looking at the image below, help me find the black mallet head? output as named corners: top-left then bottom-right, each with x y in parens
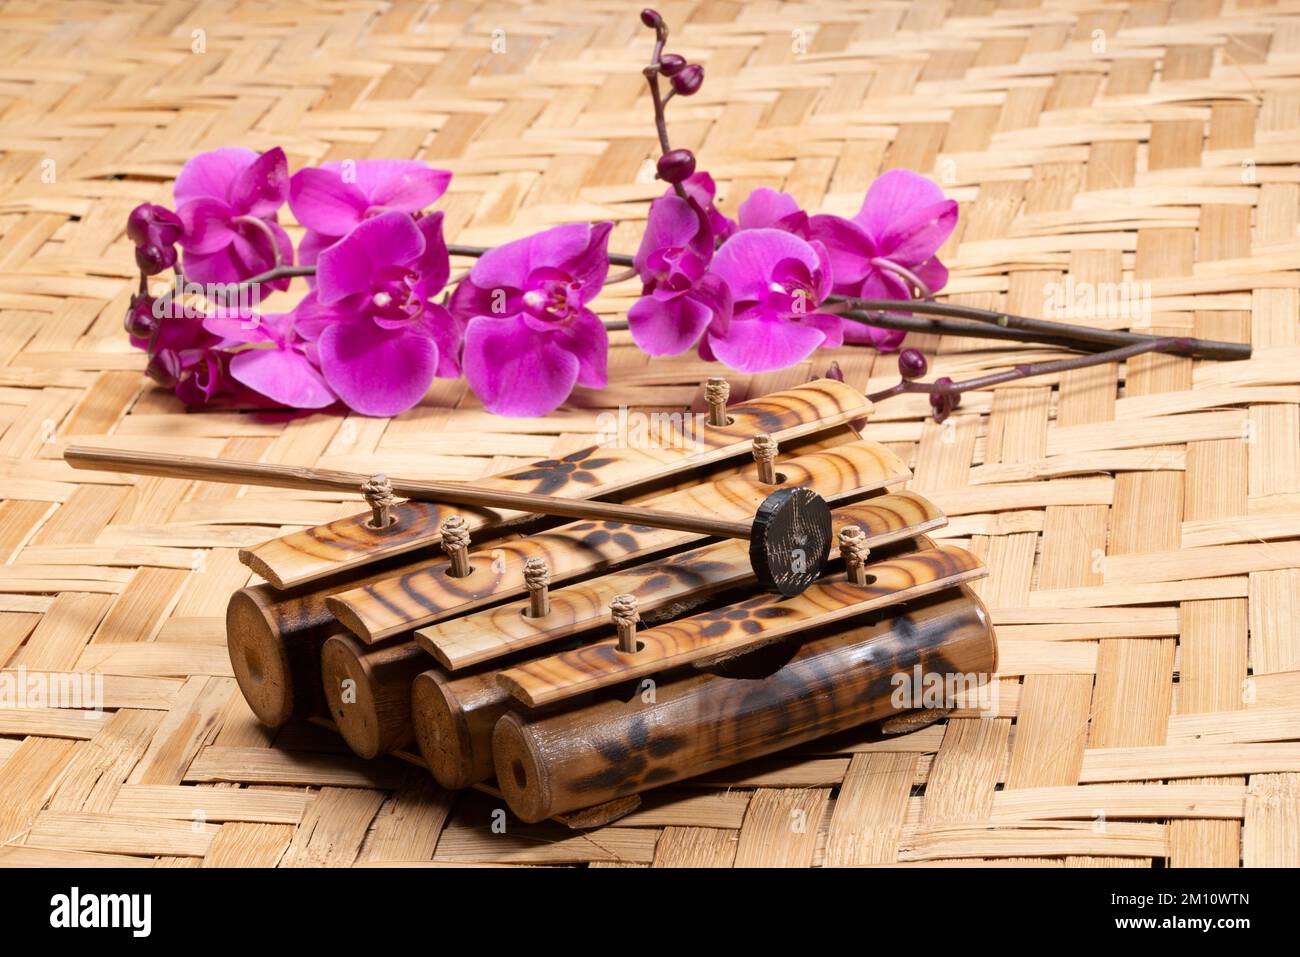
top-left (749, 487), bottom-right (833, 597)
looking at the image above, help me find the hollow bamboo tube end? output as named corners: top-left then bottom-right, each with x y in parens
top-left (321, 635), bottom-right (425, 759)
top-left (321, 634), bottom-right (389, 759)
top-left (226, 587), bottom-right (299, 728)
top-left (492, 712), bottom-right (553, 824)
top-left (413, 670), bottom-right (479, 789)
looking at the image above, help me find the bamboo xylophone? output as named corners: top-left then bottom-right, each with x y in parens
top-left (65, 377), bottom-right (997, 826)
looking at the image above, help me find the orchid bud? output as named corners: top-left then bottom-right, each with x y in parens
top-left (127, 203), bottom-right (183, 247)
top-left (135, 242), bottom-right (178, 276)
top-left (671, 63), bottom-right (704, 95)
top-left (640, 8), bottom-right (663, 29)
top-left (657, 149), bottom-right (696, 184)
top-left (145, 349), bottom-right (182, 389)
top-left (929, 376), bottom-right (959, 422)
top-left (124, 295), bottom-right (159, 340)
top-left (659, 53), bottom-right (686, 76)
top-left (898, 347), bottom-right (927, 380)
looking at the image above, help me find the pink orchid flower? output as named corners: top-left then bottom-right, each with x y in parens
top-left (677, 172), bottom-right (736, 242)
top-left (203, 308), bottom-right (337, 410)
top-left (174, 147), bottom-right (294, 291)
top-left (628, 193), bottom-right (732, 356)
top-left (288, 159), bottom-right (452, 267)
top-left (450, 222), bottom-right (612, 417)
top-left (300, 210), bottom-right (461, 417)
top-left (700, 228), bottom-right (841, 373)
top-left (808, 169), bottom-right (957, 349)
top-left (139, 309), bottom-right (227, 399)
top-left (737, 188), bottom-right (810, 237)
top-left (171, 352), bottom-right (245, 407)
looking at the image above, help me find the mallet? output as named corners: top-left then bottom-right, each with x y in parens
top-left (63, 446), bottom-right (834, 597)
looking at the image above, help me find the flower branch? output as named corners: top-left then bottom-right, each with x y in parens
top-left (868, 338), bottom-right (1194, 422)
top-left (832, 297), bottom-right (1249, 362)
top-left (117, 8), bottom-right (1252, 422)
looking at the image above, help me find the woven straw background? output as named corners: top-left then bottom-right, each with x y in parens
top-left (2, 0), bottom-right (1299, 868)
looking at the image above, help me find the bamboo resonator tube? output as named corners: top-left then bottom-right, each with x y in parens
top-left (492, 589), bottom-right (998, 822)
top-left (412, 669), bottom-right (515, 789)
top-left (320, 634), bottom-right (429, 758)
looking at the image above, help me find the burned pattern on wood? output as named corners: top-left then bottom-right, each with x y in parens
top-left (750, 487), bottom-right (833, 596)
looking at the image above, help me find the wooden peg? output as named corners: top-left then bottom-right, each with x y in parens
top-left (361, 474), bottom-right (397, 530)
top-left (523, 556), bottom-right (551, 619)
top-left (440, 515), bottom-right (472, 577)
top-left (611, 594), bottom-right (640, 653)
top-left (752, 433), bottom-right (779, 484)
top-left (705, 376), bottom-right (730, 426)
top-left (839, 524), bottom-right (871, 585)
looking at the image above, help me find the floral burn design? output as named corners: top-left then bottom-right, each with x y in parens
top-left (505, 447), bottom-right (619, 494)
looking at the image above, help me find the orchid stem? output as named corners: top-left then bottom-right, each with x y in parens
top-left (868, 337), bottom-right (1192, 413)
top-left (211, 240), bottom-right (1250, 365)
top-left (833, 299), bottom-right (1250, 361)
top-left (640, 15), bottom-right (686, 201)
top-left (226, 245), bottom-right (636, 297)
top-left (645, 67), bottom-right (687, 200)
top-left (448, 243), bottom-right (636, 268)
top-left (837, 307), bottom-right (1126, 354)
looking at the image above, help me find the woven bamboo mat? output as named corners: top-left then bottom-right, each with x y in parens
top-left (1, 0), bottom-right (1299, 868)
